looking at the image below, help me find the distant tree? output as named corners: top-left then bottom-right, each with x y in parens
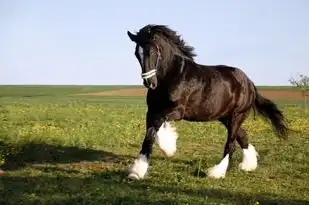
top-left (288, 73), bottom-right (309, 108)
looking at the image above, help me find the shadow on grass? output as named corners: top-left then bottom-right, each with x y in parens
top-left (1, 142), bottom-right (307, 204)
top-left (0, 141), bottom-right (196, 172)
top-left (0, 170), bottom-right (308, 205)
top-left (0, 141), bottom-right (134, 171)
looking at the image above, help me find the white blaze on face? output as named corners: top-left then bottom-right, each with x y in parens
top-left (137, 45), bottom-right (144, 66)
top-left (137, 45), bottom-right (157, 80)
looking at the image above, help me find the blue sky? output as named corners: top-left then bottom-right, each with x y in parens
top-left (1, 0), bottom-right (308, 85)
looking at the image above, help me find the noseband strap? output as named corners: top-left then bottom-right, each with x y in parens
top-left (141, 69), bottom-right (156, 79)
top-left (141, 46), bottom-right (161, 80)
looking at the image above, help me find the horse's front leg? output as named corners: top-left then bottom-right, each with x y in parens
top-left (155, 105), bottom-right (185, 156)
top-left (127, 106), bottom-right (184, 180)
top-left (127, 112), bottom-right (164, 180)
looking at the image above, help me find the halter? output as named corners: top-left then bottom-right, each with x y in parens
top-left (141, 45), bottom-right (161, 80)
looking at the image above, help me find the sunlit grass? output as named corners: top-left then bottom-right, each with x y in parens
top-left (0, 96), bottom-right (308, 205)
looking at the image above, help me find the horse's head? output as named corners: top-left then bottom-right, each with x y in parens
top-left (127, 26), bottom-right (163, 90)
top-left (127, 24), bottom-right (196, 90)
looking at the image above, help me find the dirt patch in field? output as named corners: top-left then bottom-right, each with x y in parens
top-left (81, 88), bottom-right (147, 96)
top-left (82, 88), bottom-right (305, 100)
top-left (258, 90), bottom-right (304, 100)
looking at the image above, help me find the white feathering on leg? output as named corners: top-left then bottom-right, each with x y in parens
top-left (207, 154), bottom-right (230, 179)
top-left (239, 143), bottom-right (259, 171)
top-left (155, 122), bottom-right (178, 157)
top-left (127, 154), bottom-right (149, 180)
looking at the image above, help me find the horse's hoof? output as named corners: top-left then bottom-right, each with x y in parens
top-left (207, 166), bottom-right (226, 179)
top-left (127, 173), bottom-right (140, 180)
top-left (238, 162), bottom-right (257, 172)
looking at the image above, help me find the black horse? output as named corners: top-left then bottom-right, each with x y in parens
top-left (126, 24), bottom-right (289, 180)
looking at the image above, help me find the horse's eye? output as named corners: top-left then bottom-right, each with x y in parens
top-left (149, 50), bottom-right (156, 55)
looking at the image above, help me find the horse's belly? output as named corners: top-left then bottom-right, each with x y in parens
top-left (183, 110), bottom-right (218, 122)
top-left (183, 101), bottom-right (231, 121)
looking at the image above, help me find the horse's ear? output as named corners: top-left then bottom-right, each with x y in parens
top-left (127, 31), bottom-right (137, 42)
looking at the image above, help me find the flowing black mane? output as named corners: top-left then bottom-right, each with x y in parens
top-left (138, 24), bottom-right (197, 60)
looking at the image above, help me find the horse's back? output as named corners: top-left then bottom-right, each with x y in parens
top-left (183, 64), bottom-right (256, 120)
top-left (213, 65), bottom-right (256, 114)
top-left (209, 65), bottom-right (256, 111)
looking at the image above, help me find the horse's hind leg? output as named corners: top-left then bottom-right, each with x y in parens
top-left (237, 127), bottom-right (259, 172)
top-left (207, 113), bottom-right (246, 179)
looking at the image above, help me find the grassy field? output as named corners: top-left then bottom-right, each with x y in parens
top-left (0, 86), bottom-right (308, 205)
top-left (0, 85), bottom-right (303, 97)
top-left (0, 85), bottom-right (142, 97)
top-left (255, 86), bottom-right (302, 90)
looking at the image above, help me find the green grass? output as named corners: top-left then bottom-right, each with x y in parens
top-left (0, 93), bottom-right (308, 205)
top-left (0, 85), bottom-right (302, 98)
top-left (0, 85), bottom-right (142, 97)
top-left (255, 86), bottom-right (301, 90)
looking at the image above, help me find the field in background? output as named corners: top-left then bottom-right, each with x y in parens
top-left (0, 85), bottom-right (308, 205)
top-left (0, 84), bottom-right (306, 100)
top-left (0, 85), bottom-right (142, 97)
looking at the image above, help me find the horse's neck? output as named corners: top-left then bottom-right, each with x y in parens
top-left (169, 53), bottom-right (191, 73)
top-left (157, 54), bottom-right (186, 87)
top-left (154, 55), bottom-right (189, 100)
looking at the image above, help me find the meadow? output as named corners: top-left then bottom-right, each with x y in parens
top-left (0, 85), bottom-right (308, 205)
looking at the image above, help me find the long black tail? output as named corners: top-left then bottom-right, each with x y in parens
top-left (254, 88), bottom-right (290, 139)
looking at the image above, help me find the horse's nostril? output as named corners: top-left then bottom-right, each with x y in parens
top-left (143, 80), bottom-right (150, 88)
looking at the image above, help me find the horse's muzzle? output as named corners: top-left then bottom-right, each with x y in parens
top-left (143, 77), bottom-right (157, 90)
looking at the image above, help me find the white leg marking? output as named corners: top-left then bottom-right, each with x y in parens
top-left (207, 154), bottom-right (229, 179)
top-left (239, 143), bottom-right (259, 171)
top-left (127, 154), bottom-right (149, 180)
top-left (155, 122), bottom-right (179, 157)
